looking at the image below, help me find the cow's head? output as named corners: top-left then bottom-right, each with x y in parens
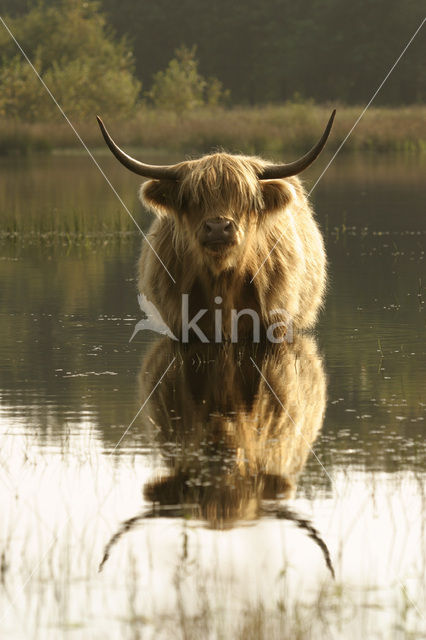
top-left (97, 111), bottom-right (335, 273)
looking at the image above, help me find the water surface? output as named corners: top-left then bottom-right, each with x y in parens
top-left (0, 153), bottom-right (424, 639)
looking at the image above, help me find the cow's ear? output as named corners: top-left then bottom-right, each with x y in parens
top-left (260, 180), bottom-right (293, 215)
top-left (140, 180), bottom-right (181, 217)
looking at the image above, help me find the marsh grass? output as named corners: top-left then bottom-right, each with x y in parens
top-left (0, 221), bottom-right (137, 246)
top-left (0, 121), bottom-right (53, 155)
top-left (0, 228), bottom-right (137, 246)
top-left (1, 104), bottom-right (426, 157)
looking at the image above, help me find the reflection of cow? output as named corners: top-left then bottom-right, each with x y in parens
top-left (97, 113), bottom-right (335, 340)
top-left (100, 337), bottom-right (334, 577)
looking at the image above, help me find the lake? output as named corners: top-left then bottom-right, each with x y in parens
top-left (0, 152), bottom-right (425, 639)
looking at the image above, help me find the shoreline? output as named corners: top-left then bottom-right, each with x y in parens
top-left (1, 104), bottom-right (425, 157)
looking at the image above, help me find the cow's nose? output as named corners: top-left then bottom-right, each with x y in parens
top-left (202, 218), bottom-right (235, 244)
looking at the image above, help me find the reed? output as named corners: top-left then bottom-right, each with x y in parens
top-left (1, 103), bottom-right (425, 156)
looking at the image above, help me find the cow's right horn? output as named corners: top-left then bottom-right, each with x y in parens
top-left (96, 116), bottom-right (181, 180)
top-left (258, 110), bottom-right (336, 180)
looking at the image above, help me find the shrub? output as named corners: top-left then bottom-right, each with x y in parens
top-left (148, 45), bottom-right (229, 114)
top-left (0, 0), bottom-right (141, 121)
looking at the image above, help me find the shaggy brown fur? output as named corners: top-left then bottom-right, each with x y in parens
top-left (138, 152), bottom-right (326, 340)
top-left (138, 335), bottom-right (326, 528)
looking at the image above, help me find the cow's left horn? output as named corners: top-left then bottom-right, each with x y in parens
top-left (258, 110), bottom-right (336, 180)
top-left (96, 116), bottom-right (181, 180)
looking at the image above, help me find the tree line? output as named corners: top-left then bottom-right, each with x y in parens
top-left (1, 0), bottom-right (424, 115)
top-left (92, 0), bottom-right (426, 105)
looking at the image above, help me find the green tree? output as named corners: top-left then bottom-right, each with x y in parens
top-left (148, 45), bottom-right (229, 113)
top-left (0, 0), bottom-right (141, 120)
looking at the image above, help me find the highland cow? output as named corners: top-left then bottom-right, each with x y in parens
top-left (97, 111), bottom-right (335, 341)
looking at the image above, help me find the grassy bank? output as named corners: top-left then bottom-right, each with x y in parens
top-left (1, 103), bottom-right (425, 157)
